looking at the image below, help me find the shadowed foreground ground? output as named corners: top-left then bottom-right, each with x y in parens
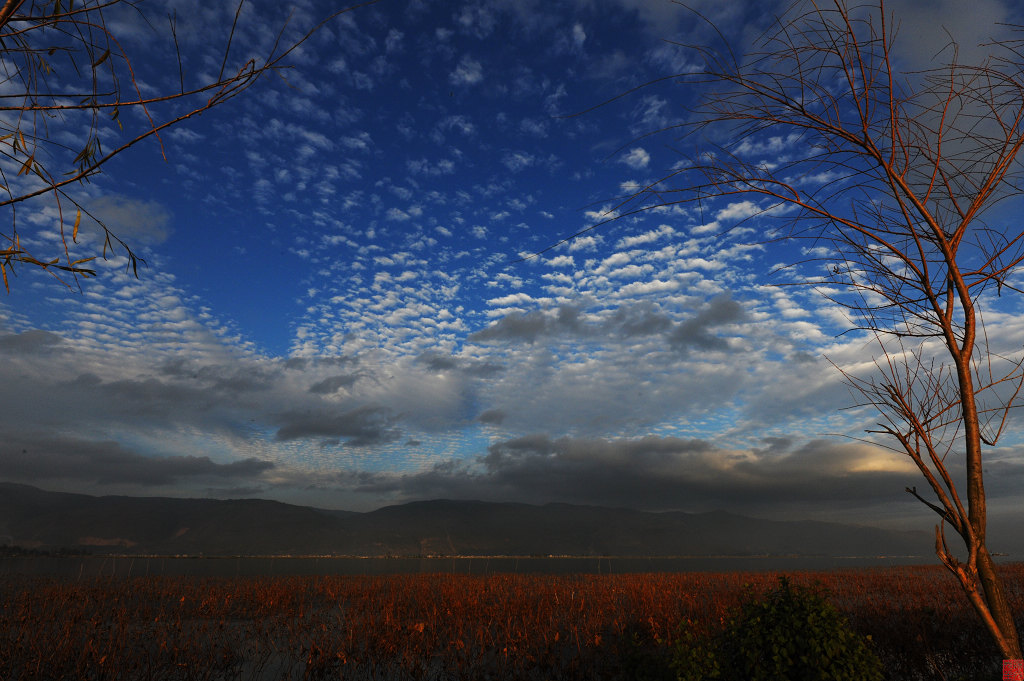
top-left (1, 565), bottom-right (1020, 680)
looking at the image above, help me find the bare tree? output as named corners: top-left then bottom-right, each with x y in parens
top-left (583, 0), bottom-right (1024, 660)
top-left (0, 0), bottom-right (380, 290)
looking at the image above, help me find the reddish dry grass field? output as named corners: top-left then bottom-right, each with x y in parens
top-left (0, 564), bottom-right (1021, 680)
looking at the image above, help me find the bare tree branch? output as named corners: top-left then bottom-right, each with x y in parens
top-left (0, 0), bottom-right (382, 290)
top-left (578, 0), bottom-right (1024, 659)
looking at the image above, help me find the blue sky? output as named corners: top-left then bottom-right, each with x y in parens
top-left (1, 0), bottom-right (1023, 536)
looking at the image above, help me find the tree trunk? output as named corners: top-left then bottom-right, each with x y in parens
top-left (975, 545), bottom-right (1023, 659)
top-left (952, 282), bottom-right (1021, 659)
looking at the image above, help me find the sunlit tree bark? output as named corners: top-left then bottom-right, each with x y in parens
top-left (584, 0), bottom-right (1024, 659)
top-left (0, 0), bottom-right (380, 290)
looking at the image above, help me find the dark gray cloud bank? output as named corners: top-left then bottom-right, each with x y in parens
top-left (4, 423), bottom-right (1021, 530)
top-left (333, 434), bottom-right (932, 516)
top-left (0, 329), bottom-right (64, 354)
top-left (0, 432), bottom-right (273, 487)
top-left (469, 295), bottom-right (746, 354)
top-left (274, 405), bottom-right (402, 445)
top-left (3, 309), bottom-right (1016, 522)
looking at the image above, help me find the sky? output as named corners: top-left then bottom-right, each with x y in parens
top-left (1, 0), bottom-right (1023, 538)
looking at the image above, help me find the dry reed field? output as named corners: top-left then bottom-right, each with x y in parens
top-left (0, 564), bottom-right (1021, 680)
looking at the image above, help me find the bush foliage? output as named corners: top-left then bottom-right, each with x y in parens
top-left (672, 576), bottom-right (884, 681)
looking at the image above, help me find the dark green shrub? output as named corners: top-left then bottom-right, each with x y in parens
top-left (610, 621), bottom-right (676, 681)
top-left (672, 576), bottom-right (884, 681)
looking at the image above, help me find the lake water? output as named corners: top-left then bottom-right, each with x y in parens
top-left (0, 554), bottom-right (941, 578)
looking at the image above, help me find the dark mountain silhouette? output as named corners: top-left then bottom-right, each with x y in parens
top-left (0, 483), bottom-right (931, 557)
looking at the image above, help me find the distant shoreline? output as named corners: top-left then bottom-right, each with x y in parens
top-left (0, 553), bottom-right (978, 578)
top-left (0, 546), bottom-right (935, 560)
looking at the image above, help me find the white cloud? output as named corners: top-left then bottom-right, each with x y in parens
top-left (546, 255), bottom-right (575, 267)
top-left (691, 221), bottom-right (720, 235)
top-left (450, 55), bottom-right (483, 86)
top-left (502, 152), bottom-right (535, 172)
top-left (385, 28), bottom-right (404, 53)
top-left (340, 132), bottom-right (372, 150)
top-left (583, 205), bottom-right (620, 223)
top-left (439, 115), bottom-right (476, 136)
top-left (520, 118), bottom-right (549, 137)
top-left (166, 128), bottom-right (204, 144)
top-left (407, 158), bottom-right (456, 176)
top-left (569, 235), bottom-right (602, 251)
top-left (677, 257), bottom-right (727, 271)
top-left (572, 23), bottom-right (586, 48)
top-left (487, 292), bottom-right (535, 307)
top-left (716, 200), bottom-right (762, 221)
top-left (326, 56), bottom-right (348, 74)
top-left (734, 133), bottom-right (801, 156)
top-left (599, 251), bottom-right (631, 270)
top-left (621, 147), bottom-right (650, 169)
top-left (607, 263), bottom-right (654, 279)
top-left (633, 95), bottom-right (671, 132)
top-left (616, 278), bottom-right (682, 296)
top-left (617, 225), bottom-right (675, 249)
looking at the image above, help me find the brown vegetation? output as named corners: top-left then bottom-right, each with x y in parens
top-left (0, 565), bottom-right (1020, 680)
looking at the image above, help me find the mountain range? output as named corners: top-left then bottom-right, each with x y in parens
top-left (0, 482), bottom-right (933, 557)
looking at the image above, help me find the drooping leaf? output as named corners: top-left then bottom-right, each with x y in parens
top-left (92, 48), bottom-right (110, 68)
top-left (17, 155), bottom-right (35, 176)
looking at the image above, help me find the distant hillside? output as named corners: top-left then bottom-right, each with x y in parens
top-left (0, 483), bottom-right (932, 558)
